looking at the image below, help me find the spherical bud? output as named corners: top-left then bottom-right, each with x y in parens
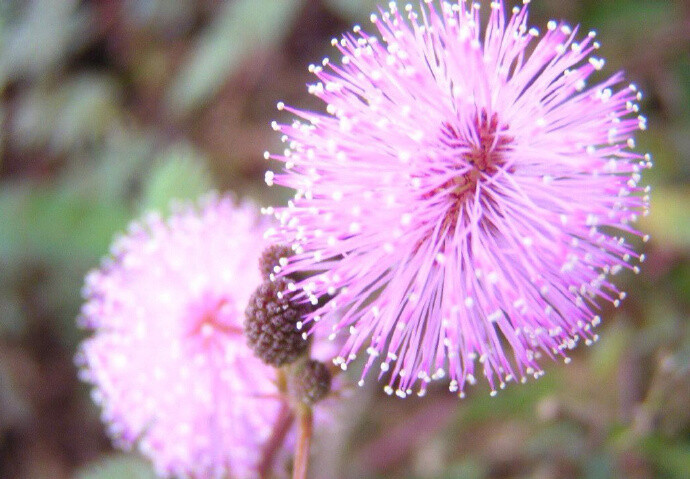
top-left (290, 359), bottom-right (332, 405)
top-left (259, 243), bottom-right (294, 280)
top-left (244, 277), bottom-right (309, 367)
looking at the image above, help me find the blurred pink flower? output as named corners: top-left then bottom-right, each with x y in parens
top-left (267, 1), bottom-right (651, 398)
top-left (77, 196), bottom-right (284, 479)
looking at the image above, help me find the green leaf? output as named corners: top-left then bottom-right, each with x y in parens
top-left (90, 128), bottom-right (158, 202)
top-left (0, 282), bottom-right (24, 338)
top-left (0, 0), bottom-right (94, 86)
top-left (439, 459), bottom-right (487, 479)
top-left (140, 143), bottom-right (214, 214)
top-left (324, 0), bottom-right (381, 21)
top-left (0, 104), bottom-right (5, 162)
top-left (50, 74), bottom-right (122, 153)
top-left (12, 74), bottom-right (121, 155)
top-left (587, 320), bottom-right (633, 380)
top-left (0, 184), bottom-right (26, 259)
top-left (457, 374), bottom-right (558, 425)
top-left (640, 186), bottom-right (690, 250)
top-left (122, 0), bottom-right (196, 34)
top-left (75, 455), bottom-right (157, 479)
top-left (167, 0), bottom-right (303, 115)
top-left (0, 180), bottom-right (131, 348)
top-left (11, 183), bottom-right (131, 265)
top-left (640, 435), bottom-right (690, 479)
top-left (583, 0), bottom-right (675, 48)
top-left (583, 453), bottom-right (615, 479)
top-left (526, 422), bottom-right (585, 461)
top-left (0, 129), bottom-right (154, 265)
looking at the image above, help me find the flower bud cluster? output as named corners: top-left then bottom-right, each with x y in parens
top-left (245, 245), bottom-right (332, 404)
top-left (244, 276), bottom-right (310, 367)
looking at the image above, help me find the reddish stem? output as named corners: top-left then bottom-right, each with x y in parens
top-left (258, 401), bottom-right (295, 479)
top-left (292, 406), bottom-right (313, 479)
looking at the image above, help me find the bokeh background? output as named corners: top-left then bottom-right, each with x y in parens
top-left (0, 0), bottom-right (688, 478)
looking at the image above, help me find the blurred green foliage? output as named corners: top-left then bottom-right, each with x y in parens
top-left (140, 143), bottom-right (214, 214)
top-left (0, 1), bottom-right (687, 478)
top-left (75, 455), bottom-right (157, 479)
top-left (167, 0), bottom-right (303, 115)
top-left (324, 0), bottom-right (383, 21)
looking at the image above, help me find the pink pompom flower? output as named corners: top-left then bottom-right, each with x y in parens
top-left (267, 1), bottom-right (651, 398)
top-left (77, 196), bottom-right (285, 479)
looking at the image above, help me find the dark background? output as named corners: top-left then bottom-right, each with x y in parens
top-left (0, 1), bottom-right (688, 478)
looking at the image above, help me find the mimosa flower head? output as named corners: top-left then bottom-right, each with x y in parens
top-left (267, 0), bottom-right (651, 398)
top-left (77, 195), bottom-right (283, 478)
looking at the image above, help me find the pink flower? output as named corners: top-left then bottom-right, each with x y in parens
top-left (267, 1), bottom-right (651, 398)
top-left (77, 196), bottom-right (284, 478)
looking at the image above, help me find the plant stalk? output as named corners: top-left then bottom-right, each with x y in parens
top-left (292, 405), bottom-right (313, 479)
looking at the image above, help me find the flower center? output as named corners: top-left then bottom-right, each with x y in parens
top-left (439, 108), bottom-right (513, 204)
top-left (414, 109), bottom-right (514, 243)
top-left (185, 295), bottom-right (243, 350)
